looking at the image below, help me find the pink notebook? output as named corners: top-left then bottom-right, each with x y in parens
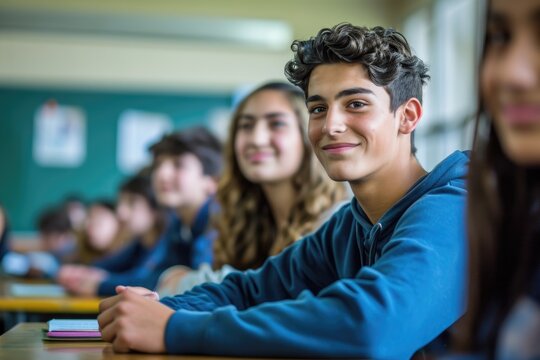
top-left (46, 331), bottom-right (101, 338)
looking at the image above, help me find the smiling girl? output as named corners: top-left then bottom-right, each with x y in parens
top-left (157, 82), bottom-right (348, 295)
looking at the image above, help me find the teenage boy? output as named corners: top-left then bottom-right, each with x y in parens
top-left (98, 24), bottom-right (468, 359)
top-left (140, 126), bottom-right (222, 287)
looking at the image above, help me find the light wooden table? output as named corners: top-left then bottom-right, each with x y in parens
top-left (0, 278), bottom-right (101, 313)
top-left (0, 277), bottom-right (101, 330)
top-left (0, 323), bottom-right (287, 360)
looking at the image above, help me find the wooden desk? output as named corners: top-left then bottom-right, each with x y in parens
top-left (0, 278), bottom-right (100, 314)
top-left (0, 278), bottom-right (101, 331)
top-left (0, 323), bottom-right (284, 360)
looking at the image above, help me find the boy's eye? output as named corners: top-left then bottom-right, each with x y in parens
top-left (348, 101), bottom-right (366, 109)
top-left (308, 106), bottom-right (326, 114)
top-left (152, 158), bottom-right (165, 170)
top-left (173, 159), bottom-right (186, 169)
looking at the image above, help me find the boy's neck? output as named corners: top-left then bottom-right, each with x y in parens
top-left (350, 155), bottom-right (427, 224)
top-left (261, 181), bottom-right (296, 229)
top-left (175, 198), bottom-right (207, 228)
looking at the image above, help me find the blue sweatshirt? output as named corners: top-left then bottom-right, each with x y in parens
top-left (160, 150), bottom-right (469, 359)
top-left (96, 198), bottom-right (216, 296)
top-left (93, 238), bottom-right (151, 274)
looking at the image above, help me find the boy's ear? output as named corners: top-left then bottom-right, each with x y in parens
top-left (398, 98), bottom-right (423, 135)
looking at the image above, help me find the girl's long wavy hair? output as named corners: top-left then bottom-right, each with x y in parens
top-left (213, 82), bottom-right (348, 270)
top-left (454, 1), bottom-right (540, 354)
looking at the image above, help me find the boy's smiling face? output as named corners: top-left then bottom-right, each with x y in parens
top-left (151, 153), bottom-right (212, 209)
top-left (306, 63), bottom-right (404, 184)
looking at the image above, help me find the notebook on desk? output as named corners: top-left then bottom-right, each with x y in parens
top-left (10, 283), bottom-right (66, 297)
top-left (44, 319), bottom-right (102, 341)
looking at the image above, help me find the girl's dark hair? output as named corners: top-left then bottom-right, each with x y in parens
top-left (457, 106), bottom-right (540, 356)
top-left (454, 2), bottom-right (540, 355)
top-left (285, 23), bottom-right (429, 155)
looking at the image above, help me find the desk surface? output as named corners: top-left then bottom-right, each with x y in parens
top-left (0, 278), bottom-right (100, 314)
top-left (0, 323), bottom-right (284, 360)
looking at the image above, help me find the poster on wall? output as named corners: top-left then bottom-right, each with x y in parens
top-left (33, 100), bottom-right (86, 167)
top-left (117, 110), bottom-right (172, 174)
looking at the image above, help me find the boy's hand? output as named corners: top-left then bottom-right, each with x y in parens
top-left (57, 265), bottom-right (107, 296)
top-left (115, 285), bottom-right (159, 301)
top-left (98, 287), bottom-right (173, 353)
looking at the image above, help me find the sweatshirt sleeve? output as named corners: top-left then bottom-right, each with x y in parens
top-left (92, 240), bottom-right (141, 273)
top-left (97, 239), bottom-right (169, 296)
top-left (97, 267), bottom-right (162, 296)
top-left (161, 186), bottom-right (467, 359)
top-left (189, 231), bottom-right (216, 269)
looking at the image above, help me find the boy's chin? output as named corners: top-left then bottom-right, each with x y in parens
top-left (325, 171), bottom-right (355, 182)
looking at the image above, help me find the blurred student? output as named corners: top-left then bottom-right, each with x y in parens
top-left (2, 205), bottom-right (76, 278)
top-left (76, 200), bottom-right (121, 265)
top-left (61, 194), bottom-right (87, 233)
top-left (157, 82), bottom-right (348, 296)
top-left (58, 174), bottom-right (165, 296)
top-left (61, 127), bottom-right (222, 296)
top-left (98, 24), bottom-right (469, 358)
top-left (453, 0), bottom-right (540, 358)
top-left (0, 205), bottom-right (9, 263)
top-left (38, 206), bottom-right (77, 264)
top-left (145, 127), bottom-right (222, 276)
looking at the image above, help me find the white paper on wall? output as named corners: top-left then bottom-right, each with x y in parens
top-left (33, 101), bottom-right (86, 167)
top-left (117, 110), bottom-right (172, 174)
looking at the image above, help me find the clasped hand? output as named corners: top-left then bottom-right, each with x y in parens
top-left (97, 285), bottom-right (174, 353)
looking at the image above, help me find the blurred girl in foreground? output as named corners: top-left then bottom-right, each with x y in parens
top-left (455, 0), bottom-right (540, 358)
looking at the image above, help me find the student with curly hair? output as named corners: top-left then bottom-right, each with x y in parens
top-left (98, 24), bottom-right (469, 358)
top-left (157, 82), bottom-right (348, 296)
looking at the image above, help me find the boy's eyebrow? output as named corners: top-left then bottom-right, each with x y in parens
top-left (336, 87), bottom-right (375, 99)
top-left (306, 87), bottom-right (375, 103)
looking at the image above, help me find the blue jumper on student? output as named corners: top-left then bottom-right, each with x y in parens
top-left (94, 198), bottom-right (216, 296)
top-left (160, 150), bottom-right (469, 359)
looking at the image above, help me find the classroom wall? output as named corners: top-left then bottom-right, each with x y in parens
top-left (0, 0), bottom-right (434, 232)
top-left (0, 86), bottom-right (231, 231)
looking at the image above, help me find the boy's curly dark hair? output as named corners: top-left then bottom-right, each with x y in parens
top-left (285, 23), bottom-right (430, 113)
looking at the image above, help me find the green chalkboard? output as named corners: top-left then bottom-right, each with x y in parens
top-left (0, 86), bottom-right (231, 231)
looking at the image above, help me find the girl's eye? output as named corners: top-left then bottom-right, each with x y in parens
top-left (269, 120), bottom-right (287, 129)
top-left (487, 31), bottom-right (510, 47)
top-left (486, 24), bottom-right (510, 48)
top-left (237, 122), bottom-right (253, 131)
